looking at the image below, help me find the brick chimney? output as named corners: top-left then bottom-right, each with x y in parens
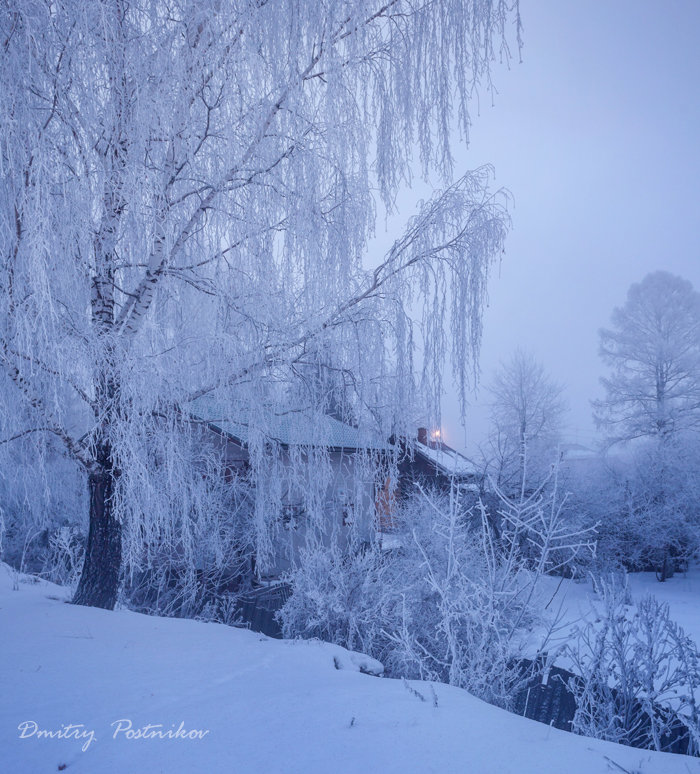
top-left (417, 427), bottom-right (428, 445)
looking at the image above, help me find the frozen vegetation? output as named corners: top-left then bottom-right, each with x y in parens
top-left (2, 1), bottom-right (700, 771)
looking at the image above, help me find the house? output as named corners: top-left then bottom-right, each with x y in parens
top-left (376, 427), bottom-right (481, 534)
top-left (187, 394), bottom-right (391, 577)
top-left (402, 426), bottom-right (480, 492)
top-left (186, 394), bottom-right (481, 571)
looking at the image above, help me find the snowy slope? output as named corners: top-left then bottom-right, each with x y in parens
top-left (1, 565), bottom-right (697, 774)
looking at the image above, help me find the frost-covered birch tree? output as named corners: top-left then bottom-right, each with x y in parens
top-left (0, 1), bottom-right (519, 609)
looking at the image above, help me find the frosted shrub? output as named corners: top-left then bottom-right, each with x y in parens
top-left (0, 433), bottom-right (87, 576)
top-left (282, 471), bottom-right (594, 709)
top-left (376, 487), bottom-right (530, 707)
top-left (120, 424), bottom-right (256, 618)
top-left (567, 577), bottom-right (700, 754)
top-left (123, 503), bottom-right (254, 620)
top-left (280, 541), bottom-right (390, 659)
top-left (567, 434), bottom-right (700, 577)
top-left (43, 526), bottom-right (84, 588)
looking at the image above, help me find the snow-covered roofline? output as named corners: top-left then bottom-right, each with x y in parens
top-left (414, 441), bottom-right (477, 477)
top-left (188, 395), bottom-right (391, 451)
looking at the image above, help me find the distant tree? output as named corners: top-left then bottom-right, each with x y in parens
top-left (593, 272), bottom-right (700, 579)
top-left (486, 349), bottom-right (567, 493)
top-left (593, 271), bottom-right (700, 445)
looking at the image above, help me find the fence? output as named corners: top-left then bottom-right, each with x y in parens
top-left (233, 594), bottom-right (697, 756)
top-left (512, 658), bottom-right (696, 756)
top-left (235, 582), bottom-right (291, 639)
top-left (512, 662), bottom-right (577, 732)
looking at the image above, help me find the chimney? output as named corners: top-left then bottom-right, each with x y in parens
top-left (417, 427), bottom-right (428, 445)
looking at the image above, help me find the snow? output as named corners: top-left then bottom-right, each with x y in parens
top-left (415, 441), bottom-right (477, 477)
top-left (529, 566), bottom-right (700, 681)
top-left (1, 565), bottom-right (696, 773)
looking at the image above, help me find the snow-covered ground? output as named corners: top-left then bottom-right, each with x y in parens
top-left (2, 565), bottom-right (698, 773)
top-left (536, 566), bottom-right (700, 657)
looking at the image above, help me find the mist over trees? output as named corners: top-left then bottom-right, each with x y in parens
top-left (593, 271), bottom-right (700, 444)
top-left (583, 272), bottom-right (700, 578)
top-left (484, 349), bottom-right (567, 493)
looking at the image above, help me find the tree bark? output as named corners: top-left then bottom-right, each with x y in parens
top-left (73, 451), bottom-right (122, 609)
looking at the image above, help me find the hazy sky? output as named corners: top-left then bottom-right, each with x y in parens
top-left (375, 0), bottom-right (700, 454)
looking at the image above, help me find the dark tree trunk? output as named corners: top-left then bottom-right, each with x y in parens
top-left (73, 450), bottom-right (122, 609)
top-left (656, 548), bottom-right (672, 583)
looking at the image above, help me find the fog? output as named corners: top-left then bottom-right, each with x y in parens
top-left (371, 0), bottom-right (700, 454)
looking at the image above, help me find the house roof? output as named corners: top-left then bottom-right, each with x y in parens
top-left (188, 395), bottom-right (391, 451)
top-left (414, 441), bottom-right (477, 477)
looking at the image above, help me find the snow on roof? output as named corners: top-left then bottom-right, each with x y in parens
top-left (415, 441), bottom-right (477, 477)
top-left (188, 395), bottom-right (391, 451)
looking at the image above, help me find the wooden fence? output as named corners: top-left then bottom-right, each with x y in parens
top-left (235, 582), bottom-right (291, 639)
top-left (513, 658), bottom-right (696, 756)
